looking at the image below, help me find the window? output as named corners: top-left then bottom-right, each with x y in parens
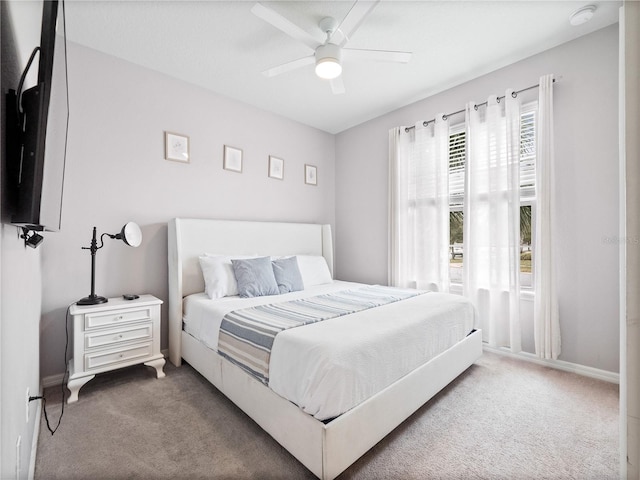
top-left (448, 102), bottom-right (537, 288)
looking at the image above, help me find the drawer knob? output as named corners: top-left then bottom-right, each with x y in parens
top-left (116, 334), bottom-right (123, 340)
top-left (119, 354), bottom-right (124, 358)
top-left (114, 315), bottom-right (123, 321)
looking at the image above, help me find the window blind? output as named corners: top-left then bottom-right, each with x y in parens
top-left (519, 109), bottom-right (536, 200)
top-left (448, 103), bottom-right (537, 204)
top-left (448, 127), bottom-right (466, 207)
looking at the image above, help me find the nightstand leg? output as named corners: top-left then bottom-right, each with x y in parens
top-left (145, 357), bottom-right (166, 379)
top-left (67, 375), bottom-right (95, 404)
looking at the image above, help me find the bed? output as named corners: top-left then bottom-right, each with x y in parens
top-left (168, 218), bottom-right (482, 480)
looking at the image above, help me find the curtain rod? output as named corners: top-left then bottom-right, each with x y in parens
top-left (404, 77), bottom-right (558, 133)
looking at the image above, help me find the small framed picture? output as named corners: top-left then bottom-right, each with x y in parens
top-left (165, 131), bottom-right (190, 163)
top-left (268, 156), bottom-right (284, 180)
top-left (223, 145), bottom-right (243, 173)
top-left (305, 164), bottom-right (317, 186)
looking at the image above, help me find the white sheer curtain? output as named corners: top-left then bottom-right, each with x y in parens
top-left (534, 74), bottom-right (561, 359)
top-left (463, 91), bottom-right (522, 351)
top-left (389, 116), bottom-right (450, 292)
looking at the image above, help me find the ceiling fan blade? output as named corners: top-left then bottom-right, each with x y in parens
top-left (251, 3), bottom-right (320, 51)
top-left (330, 76), bottom-right (346, 95)
top-left (343, 48), bottom-right (412, 63)
top-left (262, 55), bottom-right (315, 78)
top-left (330, 0), bottom-right (380, 47)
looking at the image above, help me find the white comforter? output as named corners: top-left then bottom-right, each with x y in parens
top-left (183, 281), bottom-right (477, 420)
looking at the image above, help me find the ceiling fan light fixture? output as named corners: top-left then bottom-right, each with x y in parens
top-left (315, 43), bottom-right (342, 80)
top-left (315, 58), bottom-right (342, 80)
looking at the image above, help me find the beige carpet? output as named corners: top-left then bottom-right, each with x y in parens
top-left (35, 352), bottom-right (618, 479)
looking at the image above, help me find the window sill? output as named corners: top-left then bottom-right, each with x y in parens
top-left (449, 283), bottom-right (535, 300)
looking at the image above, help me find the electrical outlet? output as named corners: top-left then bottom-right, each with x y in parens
top-left (26, 388), bottom-right (30, 423)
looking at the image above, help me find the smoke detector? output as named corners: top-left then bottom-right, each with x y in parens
top-left (569, 5), bottom-right (596, 26)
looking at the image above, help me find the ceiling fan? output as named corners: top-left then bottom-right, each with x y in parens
top-left (251, 1), bottom-right (412, 94)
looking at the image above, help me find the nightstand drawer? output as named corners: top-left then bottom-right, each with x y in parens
top-left (84, 343), bottom-right (152, 371)
top-left (84, 307), bottom-right (152, 330)
top-left (85, 323), bottom-right (153, 350)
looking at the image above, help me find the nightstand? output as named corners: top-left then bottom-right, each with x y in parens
top-left (67, 294), bottom-right (165, 403)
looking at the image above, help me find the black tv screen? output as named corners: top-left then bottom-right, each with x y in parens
top-left (5, 0), bottom-right (68, 231)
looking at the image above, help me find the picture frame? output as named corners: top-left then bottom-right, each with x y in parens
top-left (268, 156), bottom-right (284, 180)
top-left (165, 131), bottom-right (190, 163)
top-left (223, 145), bottom-right (243, 173)
top-left (304, 164), bottom-right (317, 186)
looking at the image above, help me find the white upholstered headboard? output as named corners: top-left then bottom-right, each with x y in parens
top-left (167, 218), bottom-right (334, 366)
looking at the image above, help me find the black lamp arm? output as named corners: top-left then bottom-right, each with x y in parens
top-left (99, 232), bottom-right (113, 248)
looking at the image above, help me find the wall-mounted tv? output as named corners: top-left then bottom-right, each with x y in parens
top-left (5, 0), bottom-right (69, 231)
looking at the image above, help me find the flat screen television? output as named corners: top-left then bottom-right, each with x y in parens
top-left (5, 0), bottom-right (68, 231)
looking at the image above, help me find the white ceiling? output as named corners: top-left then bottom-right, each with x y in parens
top-left (63, 1), bottom-right (620, 134)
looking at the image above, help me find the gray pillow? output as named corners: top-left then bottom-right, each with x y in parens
top-left (272, 256), bottom-right (304, 294)
top-left (231, 257), bottom-right (280, 298)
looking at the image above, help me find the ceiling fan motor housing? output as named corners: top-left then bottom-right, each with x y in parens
top-left (315, 43), bottom-right (342, 79)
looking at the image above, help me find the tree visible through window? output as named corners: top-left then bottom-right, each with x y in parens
top-left (448, 103), bottom-right (536, 288)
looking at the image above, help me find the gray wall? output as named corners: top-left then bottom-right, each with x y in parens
top-left (1, 2), bottom-right (45, 478)
top-left (39, 42), bottom-right (336, 378)
top-left (334, 25), bottom-right (620, 373)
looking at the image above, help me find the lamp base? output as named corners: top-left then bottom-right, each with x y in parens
top-left (77, 295), bottom-right (108, 306)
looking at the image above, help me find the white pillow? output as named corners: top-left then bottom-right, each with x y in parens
top-left (199, 254), bottom-right (255, 299)
top-left (296, 255), bottom-right (333, 287)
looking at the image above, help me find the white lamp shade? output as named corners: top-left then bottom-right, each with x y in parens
top-left (121, 222), bottom-right (142, 247)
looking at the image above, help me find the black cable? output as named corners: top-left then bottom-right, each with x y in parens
top-left (29, 303), bottom-right (71, 435)
top-left (15, 46), bottom-right (40, 123)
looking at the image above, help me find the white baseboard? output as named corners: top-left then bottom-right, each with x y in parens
top-left (483, 345), bottom-right (620, 384)
top-left (42, 373), bottom-right (66, 388)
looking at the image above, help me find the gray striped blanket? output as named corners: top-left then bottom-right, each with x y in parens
top-left (217, 285), bottom-right (423, 384)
